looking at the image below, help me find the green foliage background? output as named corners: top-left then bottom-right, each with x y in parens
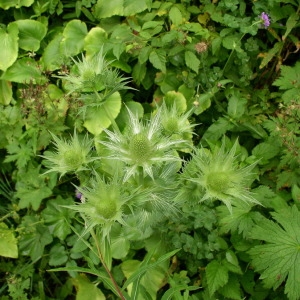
top-left (0, 0), bottom-right (300, 299)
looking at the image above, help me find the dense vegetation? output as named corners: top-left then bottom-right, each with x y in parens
top-left (0, 0), bottom-right (299, 299)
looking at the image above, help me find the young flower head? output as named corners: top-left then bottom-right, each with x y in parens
top-left (181, 139), bottom-right (260, 213)
top-left (160, 102), bottom-right (196, 151)
top-left (99, 106), bottom-right (185, 182)
top-left (41, 131), bottom-right (95, 178)
top-left (260, 12), bottom-right (271, 28)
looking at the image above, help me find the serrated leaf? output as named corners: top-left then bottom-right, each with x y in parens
top-left (149, 49), bottom-right (166, 73)
top-left (0, 23), bottom-right (18, 71)
top-left (202, 117), bottom-right (234, 142)
top-left (219, 274), bottom-right (241, 300)
top-left (184, 51), bottom-right (200, 73)
top-left (0, 222), bottom-right (18, 258)
top-left (206, 260), bottom-right (229, 296)
top-left (249, 205), bottom-right (300, 300)
top-left (227, 92), bottom-right (247, 118)
top-left (42, 196), bottom-right (75, 240)
top-left (49, 244), bottom-right (68, 266)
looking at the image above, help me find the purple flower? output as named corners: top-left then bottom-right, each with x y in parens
top-left (75, 190), bottom-right (82, 199)
top-left (260, 12), bottom-right (270, 28)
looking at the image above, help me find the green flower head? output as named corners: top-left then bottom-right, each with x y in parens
top-left (99, 106), bottom-right (186, 182)
top-left (41, 131), bottom-right (95, 178)
top-left (182, 139), bottom-right (260, 213)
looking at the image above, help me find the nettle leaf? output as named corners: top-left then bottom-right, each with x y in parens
top-left (0, 23), bottom-right (18, 71)
top-left (42, 196), bottom-right (75, 240)
top-left (184, 51), bottom-right (200, 73)
top-left (249, 205), bottom-right (300, 300)
top-left (14, 19), bottom-right (47, 52)
top-left (149, 49), bottom-right (166, 73)
top-left (205, 260), bottom-right (229, 296)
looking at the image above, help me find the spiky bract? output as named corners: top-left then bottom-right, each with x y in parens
top-left (181, 140), bottom-right (260, 213)
top-left (41, 131), bottom-right (95, 178)
top-left (100, 106), bottom-right (185, 182)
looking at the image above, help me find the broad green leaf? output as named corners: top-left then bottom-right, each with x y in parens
top-left (219, 274), bottom-right (241, 300)
top-left (93, 0), bottom-right (123, 18)
top-left (1, 57), bottom-right (47, 84)
top-left (0, 80), bottom-right (12, 105)
top-left (60, 20), bottom-right (88, 56)
top-left (132, 62), bottom-right (147, 85)
top-left (14, 19), bottom-right (47, 52)
top-left (184, 51), bottom-right (200, 73)
top-left (149, 49), bottom-right (166, 73)
top-left (169, 6), bottom-right (183, 26)
top-left (84, 27), bottom-right (108, 58)
top-left (252, 140), bottom-right (281, 163)
top-left (41, 33), bottom-right (64, 70)
top-left (0, 222), bottom-right (18, 258)
top-left (249, 205), bottom-right (300, 300)
top-left (164, 91), bottom-right (187, 114)
top-left (0, 0), bottom-right (33, 9)
top-left (0, 23), bottom-right (18, 71)
top-left (138, 46), bottom-right (152, 64)
top-left (72, 274), bottom-right (105, 300)
top-left (41, 196), bottom-right (75, 240)
top-left (202, 117), bottom-right (234, 142)
top-left (205, 260), bottom-right (229, 296)
top-left (123, 0), bottom-right (148, 16)
top-left (227, 92), bottom-right (247, 118)
top-left (83, 92), bottom-right (122, 135)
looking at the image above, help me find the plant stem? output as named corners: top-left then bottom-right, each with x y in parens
top-left (90, 229), bottom-right (126, 300)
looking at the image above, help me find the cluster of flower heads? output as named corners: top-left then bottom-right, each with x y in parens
top-left (260, 12), bottom-right (271, 28)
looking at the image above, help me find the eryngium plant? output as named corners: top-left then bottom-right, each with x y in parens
top-left (41, 131), bottom-right (95, 178)
top-left (180, 140), bottom-right (260, 213)
top-left (99, 106), bottom-right (186, 182)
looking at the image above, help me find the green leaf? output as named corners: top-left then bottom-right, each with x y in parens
top-left (18, 216), bottom-right (53, 261)
top-left (169, 6), bottom-right (183, 26)
top-left (0, 222), bottom-right (18, 258)
top-left (60, 20), bottom-right (88, 56)
top-left (184, 51), bottom-right (200, 73)
top-left (227, 91), bottom-right (247, 118)
top-left (93, 0), bottom-right (123, 18)
top-left (283, 12), bottom-right (299, 41)
top-left (0, 80), bottom-right (12, 105)
top-left (41, 33), bottom-right (64, 71)
top-left (72, 274), bottom-right (105, 300)
top-left (202, 117), bottom-right (234, 142)
top-left (149, 49), bottom-right (166, 73)
top-left (42, 196), bottom-right (75, 240)
top-left (252, 140), bottom-right (281, 163)
top-left (83, 92), bottom-right (122, 135)
top-left (259, 42), bottom-right (283, 69)
top-left (14, 19), bottom-right (47, 52)
top-left (249, 205), bottom-right (300, 300)
top-left (205, 260), bottom-right (229, 296)
top-left (164, 91), bottom-right (187, 114)
top-left (1, 57), bottom-right (46, 84)
top-left (49, 244), bottom-right (68, 266)
top-left (0, 23), bottom-right (18, 71)
top-left (218, 274), bottom-right (241, 300)
top-left (84, 27), bottom-right (108, 58)
top-left (0, 0), bottom-right (33, 9)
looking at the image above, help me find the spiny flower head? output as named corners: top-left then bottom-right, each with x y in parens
top-left (99, 106), bottom-right (185, 182)
top-left (181, 139), bottom-right (260, 213)
top-left (260, 12), bottom-right (271, 28)
top-left (41, 131), bottom-right (95, 178)
top-left (160, 102), bottom-right (196, 150)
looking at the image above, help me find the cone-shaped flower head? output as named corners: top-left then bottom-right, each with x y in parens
top-left (41, 131), bottom-right (95, 178)
top-left (100, 106), bottom-right (185, 182)
top-left (182, 140), bottom-right (260, 213)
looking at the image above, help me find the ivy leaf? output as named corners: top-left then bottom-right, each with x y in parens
top-left (184, 51), bottom-right (200, 73)
top-left (249, 205), bottom-right (300, 300)
top-left (205, 260), bottom-right (229, 296)
top-left (149, 49), bottom-right (166, 73)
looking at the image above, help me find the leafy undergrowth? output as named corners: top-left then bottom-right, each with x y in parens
top-left (0, 0), bottom-right (300, 299)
